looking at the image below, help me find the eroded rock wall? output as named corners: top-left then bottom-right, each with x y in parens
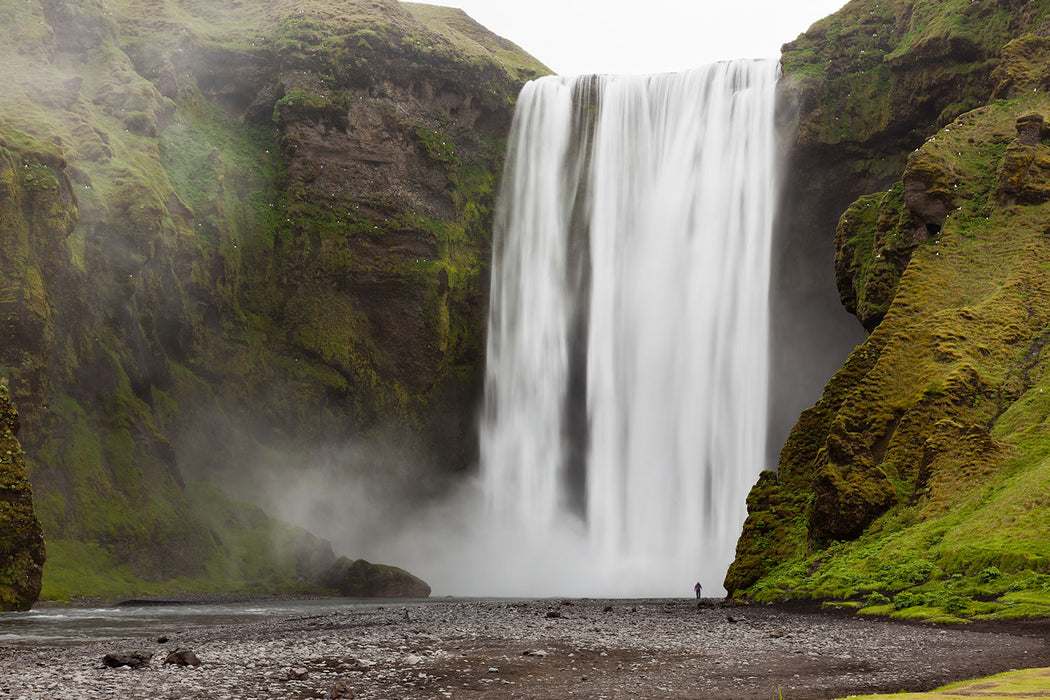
top-left (0, 0), bottom-right (546, 595)
top-left (730, 0), bottom-right (1050, 608)
top-left (769, 0), bottom-right (1050, 455)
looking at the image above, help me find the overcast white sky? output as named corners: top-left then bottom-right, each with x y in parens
top-left (422, 0), bottom-right (849, 75)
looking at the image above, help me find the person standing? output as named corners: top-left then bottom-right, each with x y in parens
top-left (694, 581), bottom-right (703, 600)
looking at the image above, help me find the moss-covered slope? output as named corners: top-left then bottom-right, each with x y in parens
top-left (769, 0), bottom-right (1050, 451)
top-left (0, 0), bottom-right (546, 600)
top-left (731, 1), bottom-right (1050, 620)
top-left (0, 386), bottom-right (46, 610)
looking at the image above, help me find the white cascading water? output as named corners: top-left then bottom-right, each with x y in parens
top-left (481, 59), bottom-right (778, 596)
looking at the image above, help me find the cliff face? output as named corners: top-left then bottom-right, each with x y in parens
top-left (0, 386), bottom-right (46, 610)
top-left (0, 0), bottom-right (545, 598)
top-left (730, 0), bottom-right (1050, 618)
top-left (769, 0), bottom-right (1045, 454)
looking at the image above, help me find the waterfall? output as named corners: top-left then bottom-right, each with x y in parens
top-left (481, 60), bottom-right (778, 596)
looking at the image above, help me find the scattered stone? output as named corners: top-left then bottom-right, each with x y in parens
top-left (404, 654), bottom-right (423, 665)
top-left (603, 606), bottom-right (614, 613)
top-left (103, 651), bottom-right (153, 669)
top-left (8, 599), bottom-right (1048, 700)
top-left (347, 658), bottom-right (376, 670)
top-left (546, 610), bottom-right (563, 619)
top-left (325, 681), bottom-right (355, 699)
top-left (769, 630), bottom-right (785, 638)
top-left (164, 648), bottom-right (202, 667)
top-left (726, 615), bottom-right (741, 623)
top-left (156, 636), bottom-right (169, 644)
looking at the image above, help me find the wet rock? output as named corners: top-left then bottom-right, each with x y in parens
top-left (164, 648), bottom-right (202, 667)
top-left (103, 651), bottom-right (152, 669)
top-left (522, 649), bottom-right (549, 657)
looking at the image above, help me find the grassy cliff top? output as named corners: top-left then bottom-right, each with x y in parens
top-left (403, 3), bottom-right (550, 81)
top-left (779, 0), bottom-right (1050, 153)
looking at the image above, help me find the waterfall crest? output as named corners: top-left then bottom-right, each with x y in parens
top-left (481, 60), bottom-right (779, 596)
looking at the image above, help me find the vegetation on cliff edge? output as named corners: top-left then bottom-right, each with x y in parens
top-left (729, 3), bottom-right (1050, 620)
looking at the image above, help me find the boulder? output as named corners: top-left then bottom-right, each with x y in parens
top-left (321, 557), bottom-right (431, 598)
top-left (103, 651), bottom-right (152, 669)
top-left (164, 649), bottom-right (202, 667)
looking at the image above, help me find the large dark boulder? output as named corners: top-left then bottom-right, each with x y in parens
top-left (322, 557), bottom-right (431, 598)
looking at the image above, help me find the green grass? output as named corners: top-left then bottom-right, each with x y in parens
top-left (39, 482), bottom-right (335, 603)
top-left (837, 667), bottom-right (1050, 699)
top-left (402, 3), bottom-right (550, 81)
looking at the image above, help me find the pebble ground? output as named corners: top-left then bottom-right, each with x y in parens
top-left (3, 599), bottom-right (1049, 699)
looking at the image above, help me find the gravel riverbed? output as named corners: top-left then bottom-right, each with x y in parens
top-left (2, 598), bottom-right (1048, 699)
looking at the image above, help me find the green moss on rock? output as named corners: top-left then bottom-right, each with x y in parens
top-left (0, 0), bottom-right (545, 597)
top-left (0, 386), bottom-right (45, 611)
top-left (730, 88), bottom-right (1050, 616)
top-left (730, 12), bottom-right (1050, 617)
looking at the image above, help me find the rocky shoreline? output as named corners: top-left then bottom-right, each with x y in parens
top-left (3, 598), bottom-right (1049, 699)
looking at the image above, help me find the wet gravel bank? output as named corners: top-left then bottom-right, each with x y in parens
top-left (3, 598), bottom-right (1048, 699)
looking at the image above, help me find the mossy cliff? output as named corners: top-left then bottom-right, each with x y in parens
top-left (0, 386), bottom-right (46, 610)
top-left (730, 0), bottom-right (1050, 620)
top-left (0, 0), bottom-right (545, 602)
top-left (769, 0), bottom-right (1050, 452)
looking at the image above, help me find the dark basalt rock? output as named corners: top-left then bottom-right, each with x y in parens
top-left (103, 650), bottom-right (153, 669)
top-left (321, 557), bottom-right (431, 598)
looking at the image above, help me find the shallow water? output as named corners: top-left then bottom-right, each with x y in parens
top-left (0, 598), bottom-right (426, 648)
